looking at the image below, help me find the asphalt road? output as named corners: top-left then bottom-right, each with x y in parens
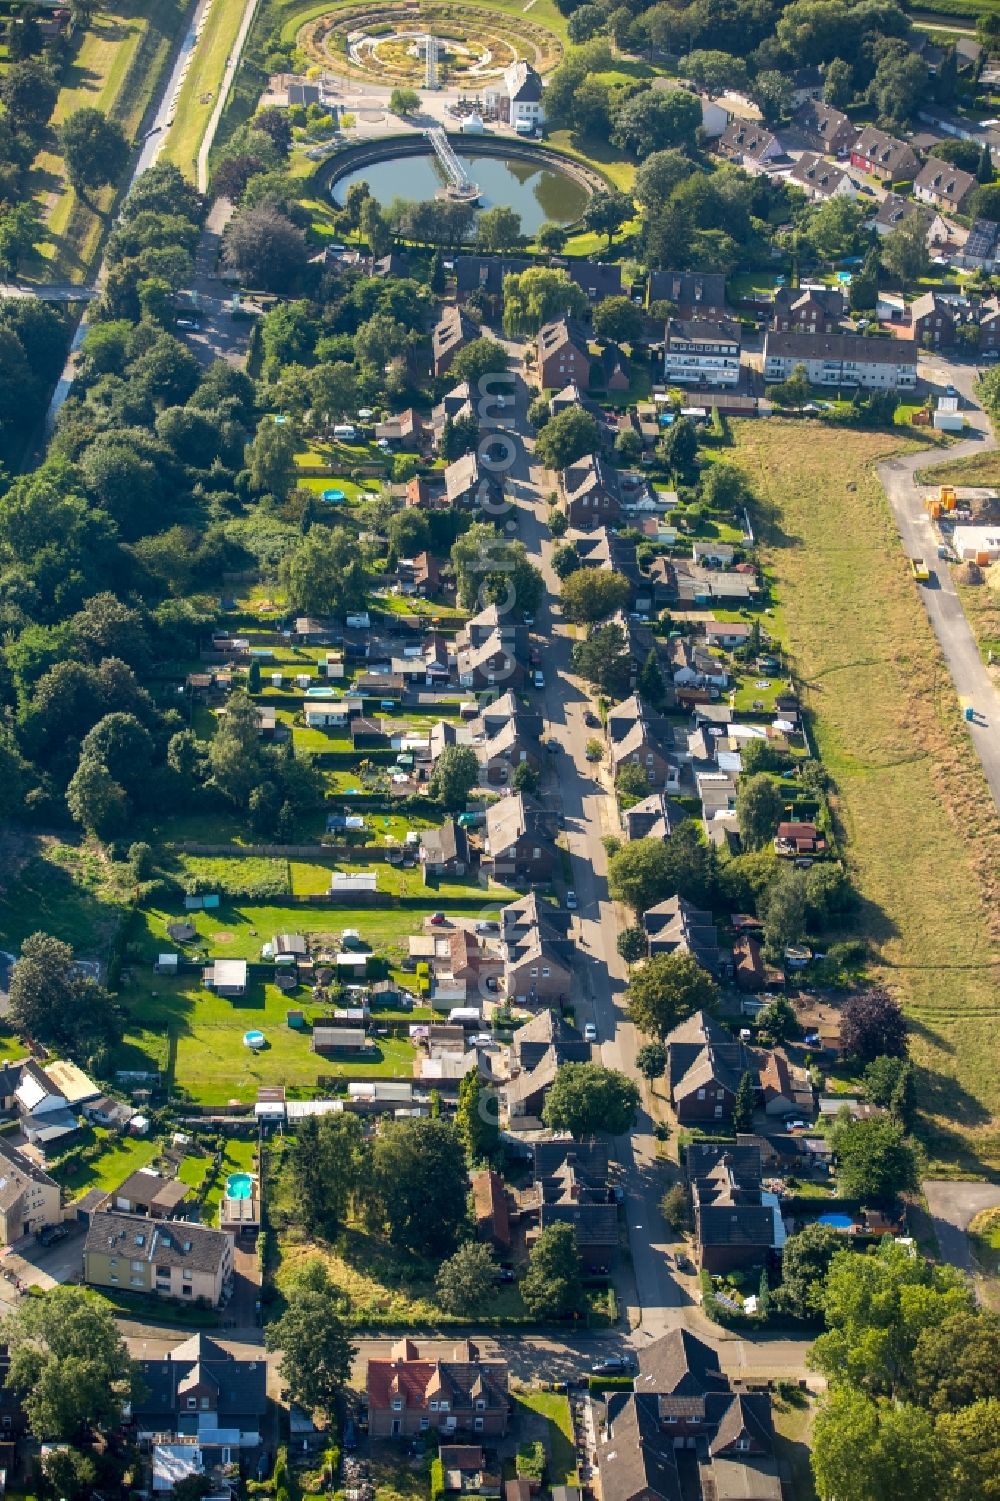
top-left (923, 1179), bottom-right (1000, 1279)
top-left (878, 354), bottom-right (1000, 808)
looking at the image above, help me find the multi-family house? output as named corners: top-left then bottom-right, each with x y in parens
top-left (622, 792), bottom-right (691, 843)
top-left (715, 120), bottom-right (782, 172)
top-left (484, 794), bottom-right (558, 881)
top-left (84, 1211), bottom-right (234, 1307)
top-left (431, 382), bottom-right (474, 449)
top-left (763, 329), bottom-right (917, 389)
top-left (473, 704), bottom-right (543, 787)
top-left (456, 630), bottom-right (523, 692)
top-left (458, 602), bottom-right (529, 655)
top-left (454, 256), bottom-right (532, 305)
top-left (914, 158), bottom-right (976, 213)
top-left (444, 452), bottom-right (501, 509)
top-left (663, 319), bottom-right (741, 387)
top-left (536, 318), bottom-right (592, 389)
top-left (771, 285), bottom-right (845, 333)
top-left (664, 1011), bottom-right (752, 1125)
top-left (787, 152), bottom-right (857, 201)
top-left (644, 897), bottom-right (723, 975)
top-left (433, 306), bottom-right (476, 378)
top-left (599, 1328), bottom-right (782, 1501)
top-left (687, 1142), bottom-right (784, 1273)
top-left (531, 1141), bottom-right (617, 1270)
top-left (850, 126), bottom-right (920, 184)
top-left (560, 454), bottom-right (624, 529)
top-left (647, 271), bottom-right (727, 320)
top-left (366, 1339), bottom-right (509, 1439)
top-left (793, 98), bottom-right (857, 156)
top-left (0, 1136), bottom-right (61, 1245)
top-left (131, 1331), bottom-right (268, 1470)
top-left (606, 694), bottom-right (679, 790)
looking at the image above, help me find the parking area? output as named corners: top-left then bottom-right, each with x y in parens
top-left (1, 1221), bottom-right (86, 1294)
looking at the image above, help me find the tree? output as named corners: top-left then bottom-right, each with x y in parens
top-left (0, 59), bottom-right (58, 126)
top-left (537, 222), bottom-right (568, 254)
top-left (279, 527), bottom-right (368, 617)
top-left (626, 950), bottom-right (720, 1037)
top-left (594, 295), bottom-right (642, 343)
top-left (616, 762), bottom-right (650, 799)
top-left (661, 1183), bottom-right (690, 1232)
top-left (246, 416), bottom-right (297, 498)
top-left (910, 1309), bottom-right (1000, 1413)
top-left (634, 150), bottom-right (693, 213)
top-left (761, 869), bottom-right (807, 962)
top-left (572, 624), bottom-right (630, 696)
top-left (369, 1118), bottom-right (469, 1256)
top-left (810, 1238), bottom-right (972, 1398)
top-left (806, 197), bottom-right (866, 263)
top-left (778, 1222), bottom-right (844, 1319)
top-left (928, 136), bottom-right (981, 173)
top-left (736, 773), bottom-right (785, 850)
top-left (863, 1055), bottom-right (915, 1125)
top-left (560, 569), bottom-right (631, 623)
top-left (543, 1063), bottom-right (640, 1137)
top-left (880, 213), bottom-right (930, 286)
top-left (264, 1264), bottom-right (356, 1419)
top-left (823, 57), bottom-right (853, 106)
top-left (456, 1068), bottom-right (499, 1165)
top-left (682, 49), bottom-right (748, 94)
top-left (520, 1222), bottom-right (585, 1318)
top-left (754, 994), bottom-right (799, 1046)
top-left (58, 109), bottom-right (129, 194)
top-left (450, 528), bottom-right (544, 614)
top-left (512, 761), bottom-right (539, 794)
top-left (841, 987), bottom-right (907, 1061)
top-left (66, 755), bottom-right (128, 838)
top-left (662, 415), bottom-right (698, 477)
top-left (973, 182), bottom-right (1000, 222)
top-left (937, 1398), bottom-right (1000, 1499)
top-left (388, 86), bottom-right (421, 116)
top-left (978, 142), bottom-right (994, 184)
top-left (869, 51), bottom-right (928, 131)
top-left (617, 925), bottom-right (648, 965)
top-left (812, 1386), bottom-right (941, 1501)
top-left (8, 931), bottom-right (120, 1063)
top-left (610, 88), bottom-right (702, 158)
top-left (636, 1041), bottom-right (666, 1080)
top-left (435, 1242), bottom-right (498, 1315)
top-left (733, 1069), bottom-right (755, 1132)
top-left (41, 1447), bottom-right (98, 1500)
top-left (637, 649), bottom-right (667, 710)
top-left (449, 336), bottom-right (510, 386)
top-left (567, 3), bottom-right (606, 43)
top-left (832, 1113), bottom-right (920, 1204)
top-left (0, 200), bottom-right (46, 279)
top-left (607, 837), bottom-right (673, 914)
top-left (289, 1112), bottom-right (367, 1239)
top-left (359, 196), bottom-right (391, 257)
top-left (223, 202), bottom-right (307, 290)
top-left (583, 190), bottom-right (634, 250)
top-left (477, 205), bottom-right (523, 253)
top-left (502, 268), bottom-right (588, 336)
top-left (616, 428), bottom-right (643, 464)
top-left (752, 70), bottom-right (794, 122)
top-left (767, 362), bottom-right (812, 411)
top-left (535, 407), bottom-right (600, 470)
top-left (429, 744), bottom-right (480, 811)
top-left (1, 1285), bottom-right (134, 1439)
top-left (551, 541), bottom-right (580, 580)
top-left (310, 361), bottom-right (357, 426)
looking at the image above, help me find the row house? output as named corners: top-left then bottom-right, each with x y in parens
top-left (458, 601), bottom-right (529, 655)
top-left (444, 451), bottom-right (502, 509)
top-left (536, 317), bottom-right (592, 389)
top-left (431, 381), bottom-right (474, 450)
top-left (472, 703), bottom-right (544, 787)
top-left (432, 306), bottom-right (476, 378)
top-left (850, 126), bottom-right (920, 184)
top-left (506, 1011), bottom-right (588, 1118)
top-left (483, 794), bottom-right (558, 882)
top-left (561, 454), bottom-right (625, 529)
top-left (793, 98), bottom-right (857, 156)
top-left (644, 897), bottom-right (724, 976)
top-left (647, 270), bottom-right (727, 320)
top-left (530, 1140), bottom-right (617, 1270)
top-left (665, 1012), bottom-right (753, 1126)
top-left (787, 151), bottom-right (857, 202)
top-left (914, 158), bottom-right (976, 214)
top-left (456, 630), bottom-right (524, 693)
top-left (606, 693), bottom-right (679, 791)
top-left (663, 318), bottom-right (741, 388)
top-left (771, 285), bottom-right (845, 334)
top-left (763, 329), bottom-right (918, 390)
top-left (688, 1143), bottom-right (784, 1274)
top-left (501, 893), bottom-right (574, 1008)
top-left (573, 528), bottom-right (653, 614)
top-left (715, 120), bottom-right (782, 173)
top-left (367, 1339), bottom-right (508, 1439)
top-left (598, 1328), bottom-right (782, 1501)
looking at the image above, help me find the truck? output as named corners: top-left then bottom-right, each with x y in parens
top-left (911, 557), bottom-right (930, 582)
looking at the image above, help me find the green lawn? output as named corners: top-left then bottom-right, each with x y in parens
top-left (545, 129), bottom-right (636, 192)
top-left (53, 1129), bottom-right (161, 1197)
top-left (0, 841), bottom-right (125, 958)
top-left (512, 1390), bottom-right (578, 1485)
top-left (161, 0), bottom-right (251, 180)
top-left (732, 419), bottom-right (1000, 1173)
top-left (176, 1138), bottom-right (258, 1220)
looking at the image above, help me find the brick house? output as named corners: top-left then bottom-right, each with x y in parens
top-left (536, 318), bottom-right (592, 389)
top-left (485, 794), bottom-right (558, 881)
top-left (433, 306), bottom-right (476, 378)
top-left (850, 126), bottom-right (920, 184)
top-left (664, 1011), bottom-right (753, 1125)
top-left (366, 1338), bottom-right (509, 1439)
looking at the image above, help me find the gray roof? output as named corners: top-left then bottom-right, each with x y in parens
top-left (634, 1328), bottom-right (728, 1397)
top-left (85, 1211), bottom-right (231, 1275)
top-left (765, 329), bottom-right (918, 366)
top-left (133, 1332), bottom-right (268, 1427)
top-left (0, 1134), bottom-right (57, 1212)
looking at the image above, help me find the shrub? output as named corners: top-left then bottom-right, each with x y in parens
top-left (430, 1458), bottom-right (445, 1501)
top-left (516, 1443), bottom-right (546, 1483)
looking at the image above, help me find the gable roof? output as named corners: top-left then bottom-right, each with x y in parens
top-left (634, 1328), bottom-right (728, 1397)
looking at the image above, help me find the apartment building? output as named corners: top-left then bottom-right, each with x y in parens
top-left (663, 319), bottom-right (741, 387)
top-left (763, 330), bottom-right (917, 389)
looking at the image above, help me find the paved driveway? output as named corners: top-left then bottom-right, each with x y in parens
top-left (923, 1179), bottom-right (1000, 1274)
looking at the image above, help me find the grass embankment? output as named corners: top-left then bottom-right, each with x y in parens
top-left (162, 0), bottom-right (251, 180)
top-left (731, 420), bottom-right (1000, 1174)
top-left (27, 0), bottom-right (188, 283)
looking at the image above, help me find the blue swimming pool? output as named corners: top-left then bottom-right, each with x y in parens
top-left (243, 1029), bottom-right (265, 1049)
top-left (818, 1212), bottom-right (854, 1230)
top-left (322, 488), bottom-right (346, 502)
top-left (227, 1172), bottom-right (253, 1201)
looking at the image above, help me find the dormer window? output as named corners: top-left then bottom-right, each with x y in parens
top-left (476, 1399), bottom-right (486, 1411)
top-left (187, 1397), bottom-right (197, 1410)
top-left (392, 1399), bottom-right (403, 1412)
top-left (440, 1401), bottom-right (450, 1412)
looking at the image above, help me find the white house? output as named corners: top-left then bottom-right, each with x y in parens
top-left (663, 319), bottom-right (741, 387)
top-left (484, 61), bottom-right (544, 131)
top-left (763, 330), bottom-right (917, 390)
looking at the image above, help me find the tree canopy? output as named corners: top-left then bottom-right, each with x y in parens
top-left (264, 1261), bottom-right (356, 1419)
top-left (543, 1063), bottom-right (640, 1137)
top-left (625, 950), bottom-right (720, 1037)
top-left (1, 1286), bottom-right (134, 1439)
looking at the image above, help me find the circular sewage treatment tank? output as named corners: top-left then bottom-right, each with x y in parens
top-left (332, 149), bottom-right (589, 236)
top-left (226, 1172), bottom-right (254, 1200)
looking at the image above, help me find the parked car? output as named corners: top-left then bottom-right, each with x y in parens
top-left (37, 1224), bottom-right (69, 1246)
top-left (475, 920), bottom-right (500, 934)
top-left (674, 1252), bottom-right (692, 1273)
top-left (429, 911), bottom-right (447, 925)
top-left (566, 890), bottom-right (578, 909)
top-left (590, 1357), bottom-right (631, 1375)
top-left (584, 710), bottom-right (599, 727)
top-left (533, 670), bottom-right (545, 688)
top-left (584, 1022), bottom-right (598, 1043)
